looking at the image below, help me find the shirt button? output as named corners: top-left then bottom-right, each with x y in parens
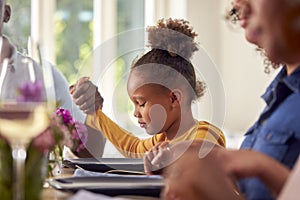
top-left (260, 120), bottom-right (266, 125)
top-left (266, 133), bottom-right (272, 140)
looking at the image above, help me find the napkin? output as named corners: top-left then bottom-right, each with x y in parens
top-left (73, 168), bottom-right (162, 179)
top-left (68, 190), bottom-right (128, 200)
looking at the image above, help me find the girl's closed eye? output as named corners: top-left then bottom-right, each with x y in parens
top-left (138, 101), bottom-right (146, 107)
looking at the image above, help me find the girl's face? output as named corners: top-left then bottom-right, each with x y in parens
top-left (127, 71), bottom-right (180, 136)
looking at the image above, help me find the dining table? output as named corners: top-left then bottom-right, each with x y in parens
top-left (42, 162), bottom-right (161, 200)
top-left (42, 167), bottom-right (74, 200)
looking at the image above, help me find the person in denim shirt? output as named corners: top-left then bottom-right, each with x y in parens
top-left (238, 66), bottom-right (300, 199)
top-left (159, 65), bottom-right (300, 200)
top-left (229, 0), bottom-right (300, 199)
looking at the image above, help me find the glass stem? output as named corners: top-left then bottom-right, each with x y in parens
top-left (11, 141), bottom-right (27, 200)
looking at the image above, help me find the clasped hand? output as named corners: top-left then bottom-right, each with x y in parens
top-left (144, 141), bottom-right (173, 175)
top-left (70, 77), bottom-right (104, 114)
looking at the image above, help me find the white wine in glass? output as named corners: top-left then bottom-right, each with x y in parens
top-left (0, 55), bottom-right (51, 200)
top-left (0, 103), bottom-right (49, 143)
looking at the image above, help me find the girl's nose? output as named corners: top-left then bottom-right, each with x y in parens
top-left (133, 109), bottom-right (141, 118)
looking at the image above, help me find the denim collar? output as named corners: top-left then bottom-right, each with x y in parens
top-left (262, 66), bottom-right (300, 104)
top-left (283, 67), bottom-right (300, 93)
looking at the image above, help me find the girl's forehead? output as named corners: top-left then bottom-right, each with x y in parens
top-left (127, 70), bottom-right (159, 92)
top-left (129, 87), bottom-right (159, 103)
top-left (127, 71), bottom-right (144, 92)
top-left (128, 66), bottom-right (178, 89)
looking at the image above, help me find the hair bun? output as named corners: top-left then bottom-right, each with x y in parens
top-left (147, 18), bottom-right (199, 59)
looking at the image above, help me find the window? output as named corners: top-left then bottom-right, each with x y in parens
top-left (54, 0), bottom-right (94, 84)
top-left (112, 0), bottom-right (145, 132)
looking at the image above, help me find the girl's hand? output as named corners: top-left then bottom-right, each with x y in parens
top-left (144, 141), bottom-right (172, 175)
top-left (72, 77), bottom-right (104, 114)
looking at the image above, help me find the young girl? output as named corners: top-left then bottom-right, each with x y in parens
top-left (72, 18), bottom-right (226, 158)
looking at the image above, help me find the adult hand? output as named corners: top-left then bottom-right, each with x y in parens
top-left (161, 140), bottom-right (243, 200)
top-left (221, 149), bottom-right (263, 179)
top-left (220, 149), bottom-right (290, 197)
top-left (71, 77), bottom-right (104, 114)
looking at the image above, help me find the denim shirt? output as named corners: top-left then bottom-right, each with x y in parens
top-left (239, 66), bottom-right (300, 200)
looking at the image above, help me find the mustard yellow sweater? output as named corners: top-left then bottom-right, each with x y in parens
top-left (86, 109), bottom-right (226, 158)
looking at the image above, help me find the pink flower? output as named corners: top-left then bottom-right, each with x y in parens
top-left (72, 121), bottom-right (88, 152)
top-left (55, 108), bottom-right (74, 126)
top-left (52, 107), bottom-right (88, 153)
top-left (33, 128), bottom-right (55, 153)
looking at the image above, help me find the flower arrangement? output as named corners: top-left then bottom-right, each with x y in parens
top-left (47, 107), bottom-right (88, 175)
top-left (0, 80), bottom-right (88, 199)
top-left (16, 80), bottom-right (88, 156)
top-left (17, 80), bottom-right (88, 155)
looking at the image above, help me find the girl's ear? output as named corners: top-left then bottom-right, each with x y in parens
top-left (170, 89), bottom-right (182, 107)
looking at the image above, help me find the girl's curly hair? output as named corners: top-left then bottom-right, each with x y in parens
top-left (131, 18), bottom-right (206, 101)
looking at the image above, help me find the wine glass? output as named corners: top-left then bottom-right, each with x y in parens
top-left (0, 45), bottom-right (53, 200)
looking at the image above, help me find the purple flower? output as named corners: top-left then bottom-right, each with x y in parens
top-left (54, 108), bottom-right (88, 152)
top-left (72, 121), bottom-right (88, 152)
top-left (55, 108), bottom-right (74, 126)
top-left (17, 80), bottom-right (43, 102)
